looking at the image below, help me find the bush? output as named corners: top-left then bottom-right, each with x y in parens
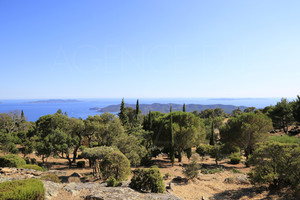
top-left (77, 154), bottom-right (83, 159)
top-left (20, 164), bottom-right (43, 171)
top-left (130, 167), bottom-right (165, 193)
top-left (106, 177), bottom-right (121, 187)
top-left (183, 161), bottom-right (200, 180)
top-left (196, 144), bottom-right (211, 158)
top-left (249, 141), bottom-right (300, 190)
top-left (77, 161), bottom-right (85, 168)
top-left (270, 135), bottom-right (300, 145)
top-left (201, 167), bottom-right (223, 174)
top-left (229, 152), bottom-right (241, 164)
top-left (79, 145), bottom-right (86, 152)
top-left (0, 179), bottom-right (45, 200)
top-left (0, 154), bottom-right (26, 168)
top-left (40, 173), bottom-right (60, 183)
top-left (30, 158), bottom-right (37, 164)
top-left (100, 151), bottom-right (131, 181)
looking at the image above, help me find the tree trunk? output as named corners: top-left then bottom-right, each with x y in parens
top-left (66, 154), bottom-right (72, 168)
top-left (178, 151), bottom-right (182, 162)
top-left (72, 146), bottom-right (79, 163)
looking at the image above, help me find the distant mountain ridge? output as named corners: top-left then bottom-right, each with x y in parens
top-left (98, 103), bottom-right (247, 114)
top-left (25, 99), bottom-right (81, 104)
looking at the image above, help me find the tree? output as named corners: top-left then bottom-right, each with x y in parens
top-left (170, 107), bottom-right (175, 165)
top-left (100, 150), bottom-right (131, 181)
top-left (68, 117), bottom-right (85, 163)
top-left (244, 107), bottom-right (256, 113)
top-left (232, 107), bottom-right (243, 117)
top-left (269, 98), bottom-right (294, 133)
top-left (82, 146), bottom-right (115, 178)
top-left (172, 112), bottom-right (205, 162)
top-left (183, 104), bottom-right (186, 112)
top-left (292, 95), bottom-right (300, 123)
top-left (118, 98), bottom-right (128, 126)
top-left (249, 141), bottom-right (300, 190)
top-left (220, 112), bottom-right (273, 158)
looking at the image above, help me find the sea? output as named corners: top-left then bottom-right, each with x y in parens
top-left (0, 98), bottom-right (286, 122)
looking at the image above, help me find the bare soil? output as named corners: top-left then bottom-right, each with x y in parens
top-left (1, 151), bottom-right (298, 200)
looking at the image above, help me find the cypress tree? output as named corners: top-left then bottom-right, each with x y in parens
top-left (148, 110), bottom-right (152, 130)
top-left (183, 104), bottom-right (186, 112)
top-left (170, 106), bottom-right (175, 166)
top-left (118, 98), bottom-right (128, 126)
top-left (136, 99), bottom-right (140, 118)
top-left (209, 120), bottom-right (215, 145)
top-left (21, 110), bottom-right (25, 121)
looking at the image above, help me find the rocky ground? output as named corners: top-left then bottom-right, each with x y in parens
top-left (0, 167), bottom-right (182, 200)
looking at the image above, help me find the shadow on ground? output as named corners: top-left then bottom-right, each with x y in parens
top-left (212, 186), bottom-right (298, 200)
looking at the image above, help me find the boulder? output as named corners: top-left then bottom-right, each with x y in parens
top-left (44, 170), bottom-right (67, 176)
top-left (70, 172), bottom-right (82, 177)
top-left (42, 180), bottom-right (62, 200)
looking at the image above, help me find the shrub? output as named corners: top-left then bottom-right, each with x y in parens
top-left (0, 154), bottom-right (26, 168)
top-left (20, 164), bottom-right (43, 171)
top-left (130, 167), bottom-right (165, 193)
top-left (24, 157), bottom-right (31, 164)
top-left (164, 172), bottom-right (171, 179)
top-left (229, 152), bottom-right (241, 164)
top-left (0, 179), bottom-right (45, 200)
top-left (77, 154), bottom-right (83, 159)
top-left (231, 168), bottom-right (242, 174)
top-left (30, 158), bottom-right (37, 164)
top-left (100, 151), bottom-right (131, 181)
top-left (183, 161), bottom-right (200, 180)
top-left (77, 161), bottom-right (85, 168)
top-left (201, 167), bottom-right (223, 174)
top-left (79, 145), bottom-right (86, 152)
top-left (270, 135), bottom-right (300, 145)
top-left (196, 144), bottom-right (210, 159)
top-left (248, 141), bottom-right (300, 190)
top-left (40, 173), bottom-right (60, 183)
top-left (106, 177), bottom-right (121, 187)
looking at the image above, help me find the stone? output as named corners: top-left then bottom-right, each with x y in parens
top-left (42, 180), bottom-right (62, 200)
top-left (0, 168), bottom-right (13, 174)
top-left (44, 170), bottom-right (67, 176)
top-left (202, 196), bottom-right (206, 200)
top-left (169, 182), bottom-right (174, 190)
top-left (70, 172), bottom-right (82, 177)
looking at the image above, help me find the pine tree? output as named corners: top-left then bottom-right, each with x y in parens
top-left (136, 99), bottom-right (140, 119)
top-left (209, 120), bottom-right (215, 145)
top-left (183, 104), bottom-right (186, 112)
top-left (170, 106), bottom-right (175, 166)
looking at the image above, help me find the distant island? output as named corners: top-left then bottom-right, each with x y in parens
top-left (25, 99), bottom-right (81, 104)
top-left (96, 103), bottom-right (247, 114)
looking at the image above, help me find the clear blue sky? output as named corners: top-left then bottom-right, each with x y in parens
top-left (0, 0), bottom-right (299, 99)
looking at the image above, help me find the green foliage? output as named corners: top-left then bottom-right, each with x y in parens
top-left (106, 177), bottom-right (121, 187)
top-left (164, 172), bottom-right (171, 179)
top-left (183, 161), bottom-right (200, 180)
top-left (220, 112), bottom-right (273, 158)
top-left (100, 150), bottom-right (131, 181)
top-left (114, 132), bottom-right (147, 167)
top-left (130, 167), bottom-right (165, 193)
top-left (248, 141), bottom-right (300, 190)
top-left (292, 95), bottom-right (300, 123)
top-left (20, 164), bottom-right (43, 171)
top-left (40, 173), bottom-right (61, 183)
top-left (268, 98), bottom-right (294, 133)
top-left (0, 179), bottom-right (45, 200)
top-left (79, 145), bottom-right (86, 152)
top-left (229, 152), bottom-right (241, 164)
top-left (201, 167), bottom-right (224, 174)
top-left (77, 161), bottom-right (85, 168)
top-left (231, 168), bottom-right (242, 174)
top-left (270, 135), bottom-right (300, 145)
top-left (0, 154), bottom-right (26, 168)
top-left (196, 144), bottom-right (211, 158)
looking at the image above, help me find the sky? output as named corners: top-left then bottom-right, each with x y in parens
top-left (0, 0), bottom-right (299, 99)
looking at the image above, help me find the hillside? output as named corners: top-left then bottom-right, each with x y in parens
top-left (25, 99), bottom-right (81, 104)
top-left (98, 103), bottom-right (247, 114)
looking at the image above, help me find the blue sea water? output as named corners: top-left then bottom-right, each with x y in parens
top-left (0, 98), bottom-right (285, 122)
